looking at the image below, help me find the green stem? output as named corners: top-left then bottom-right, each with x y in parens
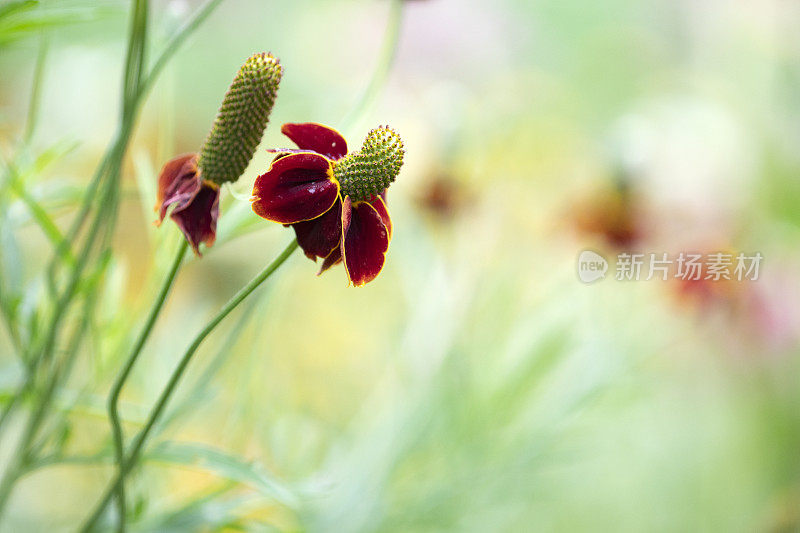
top-left (108, 240), bottom-right (188, 531)
top-left (79, 239), bottom-right (298, 532)
top-left (0, 157), bottom-right (121, 444)
top-left (0, 0), bottom-right (229, 510)
top-left (0, 30), bottom-right (49, 371)
top-left (23, 31), bottom-right (49, 144)
top-left (6, 163), bottom-right (74, 267)
top-left (33, 148), bottom-right (120, 378)
top-left (340, 0), bottom-right (403, 135)
top-left (157, 297), bottom-right (259, 434)
top-left (0, 287), bottom-right (22, 362)
top-left (47, 0), bottom-right (224, 289)
top-left (0, 144), bottom-right (121, 448)
top-left (35, 0), bottom-right (149, 372)
top-left (36, 0), bottom-right (149, 373)
top-left (0, 0), bottom-right (150, 523)
top-left (122, 0), bottom-right (149, 116)
top-left (47, 0), bottom-right (149, 288)
top-left (0, 390), bottom-right (21, 437)
top-left (0, 290), bottom-right (97, 518)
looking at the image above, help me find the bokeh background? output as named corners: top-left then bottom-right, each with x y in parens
top-left (2, 0), bottom-right (800, 530)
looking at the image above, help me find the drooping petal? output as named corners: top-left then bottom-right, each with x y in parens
top-left (341, 196), bottom-right (389, 287)
top-left (367, 193), bottom-right (392, 241)
top-left (251, 153), bottom-right (339, 224)
top-left (292, 199), bottom-right (342, 260)
top-left (156, 153), bottom-right (199, 222)
top-left (171, 181), bottom-right (220, 256)
top-left (155, 153), bottom-right (219, 256)
top-left (281, 123), bottom-right (348, 160)
top-left (318, 245), bottom-right (342, 276)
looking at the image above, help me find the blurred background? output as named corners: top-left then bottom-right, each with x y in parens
top-left (2, 0), bottom-right (800, 530)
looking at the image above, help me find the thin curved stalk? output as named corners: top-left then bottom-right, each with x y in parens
top-left (0, 287), bottom-right (98, 518)
top-left (47, 0), bottom-right (226, 288)
top-left (35, 0), bottom-right (149, 374)
top-left (79, 239), bottom-right (299, 532)
top-left (108, 240), bottom-right (188, 531)
top-left (22, 31), bottom-right (50, 144)
top-left (0, 0), bottom-right (150, 522)
top-left (0, 391), bottom-right (21, 437)
top-left (24, 31), bottom-right (48, 144)
top-left (0, 0), bottom-right (230, 514)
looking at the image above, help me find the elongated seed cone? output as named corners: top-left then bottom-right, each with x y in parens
top-left (334, 126), bottom-right (404, 201)
top-left (198, 52), bottom-right (283, 185)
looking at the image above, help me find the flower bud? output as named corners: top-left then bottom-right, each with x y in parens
top-left (334, 126), bottom-right (404, 201)
top-left (198, 52), bottom-right (283, 185)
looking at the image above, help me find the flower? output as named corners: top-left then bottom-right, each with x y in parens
top-left (156, 52), bottom-right (282, 255)
top-left (251, 123), bottom-right (404, 286)
top-left (156, 153), bottom-right (220, 255)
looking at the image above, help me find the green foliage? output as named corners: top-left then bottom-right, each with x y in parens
top-left (149, 441), bottom-right (299, 507)
top-left (0, 0), bottom-right (120, 48)
top-left (0, 0), bottom-right (799, 531)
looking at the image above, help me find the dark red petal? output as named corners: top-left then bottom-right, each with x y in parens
top-left (267, 148), bottom-right (317, 162)
top-left (281, 123), bottom-right (348, 160)
top-left (367, 194), bottom-right (392, 241)
top-left (341, 196), bottom-right (389, 287)
top-left (156, 153), bottom-right (199, 222)
top-left (171, 181), bottom-right (220, 256)
top-left (292, 199), bottom-right (343, 259)
top-left (318, 245), bottom-right (342, 275)
top-left (251, 153), bottom-right (339, 224)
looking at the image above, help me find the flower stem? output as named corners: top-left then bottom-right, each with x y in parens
top-left (108, 240), bottom-right (188, 532)
top-left (0, 289), bottom-right (98, 519)
top-left (35, 0), bottom-right (149, 376)
top-left (47, 0), bottom-right (225, 290)
top-left (0, 0), bottom-right (229, 521)
top-left (79, 239), bottom-right (299, 532)
top-left (23, 30), bottom-right (49, 144)
top-left (0, 0), bottom-right (149, 522)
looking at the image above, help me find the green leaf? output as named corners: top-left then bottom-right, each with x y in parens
top-left (0, 0), bottom-right (121, 47)
top-left (0, 189), bottom-right (23, 305)
top-left (0, 1), bottom-right (38, 22)
top-left (135, 484), bottom-right (245, 532)
top-left (147, 441), bottom-right (299, 508)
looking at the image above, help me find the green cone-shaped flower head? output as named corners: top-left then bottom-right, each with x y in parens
top-left (198, 52), bottom-right (283, 185)
top-left (334, 126), bottom-right (404, 201)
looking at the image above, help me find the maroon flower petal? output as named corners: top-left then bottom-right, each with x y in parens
top-left (341, 196), bottom-right (390, 287)
top-left (292, 198), bottom-right (343, 260)
top-left (156, 153), bottom-right (200, 222)
top-left (367, 194), bottom-right (392, 241)
top-left (251, 153), bottom-right (339, 224)
top-left (281, 123), bottom-right (348, 160)
top-left (266, 148), bottom-right (317, 161)
top-left (318, 245), bottom-right (342, 276)
top-left (171, 181), bottom-right (220, 256)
